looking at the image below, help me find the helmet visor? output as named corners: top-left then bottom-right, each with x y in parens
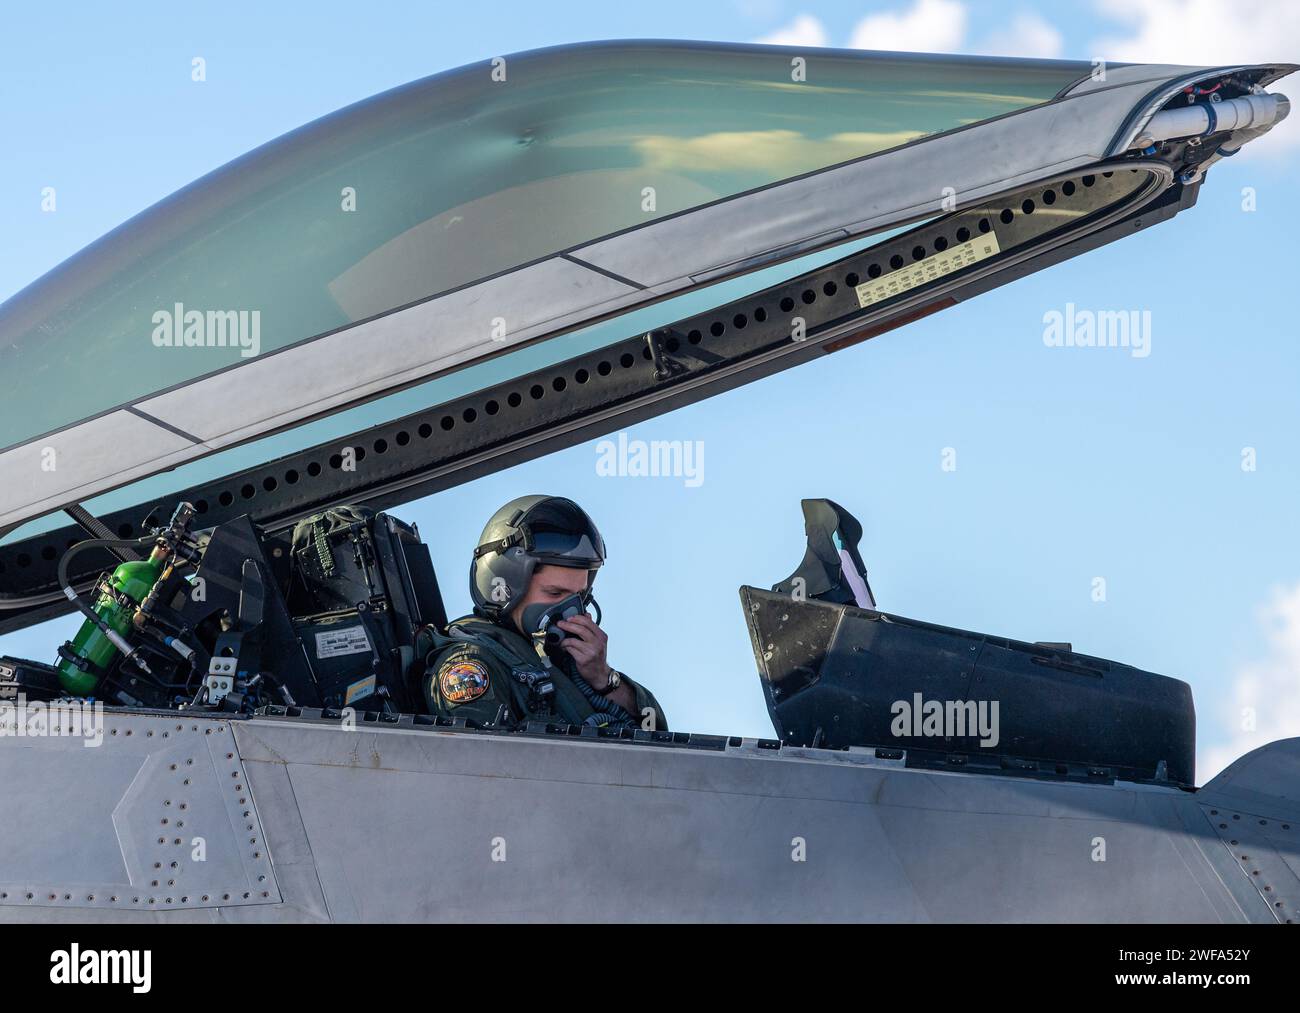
top-left (519, 498), bottom-right (605, 568)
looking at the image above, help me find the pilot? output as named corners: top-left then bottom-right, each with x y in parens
top-left (417, 495), bottom-right (667, 731)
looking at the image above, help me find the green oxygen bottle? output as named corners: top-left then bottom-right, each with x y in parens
top-left (56, 554), bottom-right (165, 696)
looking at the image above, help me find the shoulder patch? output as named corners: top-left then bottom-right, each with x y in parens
top-left (438, 658), bottom-right (491, 704)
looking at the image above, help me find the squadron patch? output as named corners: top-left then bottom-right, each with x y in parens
top-left (438, 659), bottom-right (490, 704)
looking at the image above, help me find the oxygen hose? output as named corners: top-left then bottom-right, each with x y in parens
top-left (57, 535), bottom-right (159, 676)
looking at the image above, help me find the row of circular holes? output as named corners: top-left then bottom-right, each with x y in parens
top-left (5, 174), bottom-right (1116, 571)
top-left (2, 890), bottom-right (268, 905)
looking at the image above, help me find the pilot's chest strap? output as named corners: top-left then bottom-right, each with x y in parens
top-left (425, 621), bottom-right (557, 713)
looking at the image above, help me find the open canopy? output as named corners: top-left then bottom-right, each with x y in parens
top-left (0, 39), bottom-right (1294, 628)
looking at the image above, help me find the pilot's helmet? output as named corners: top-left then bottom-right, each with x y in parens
top-left (469, 495), bottom-right (605, 620)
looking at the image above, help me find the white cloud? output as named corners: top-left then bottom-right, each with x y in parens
top-left (849, 0), bottom-right (968, 54)
top-left (755, 13), bottom-right (830, 48)
top-left (974, 12), bottom-right (1064, 59)
top-left (1200, 581), bottom-right (1300, 783)
top-left (1092, 0), bottom-right (1300, 151)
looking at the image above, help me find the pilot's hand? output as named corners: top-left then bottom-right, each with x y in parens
top-left (556, 614), bottom-right (612, 687)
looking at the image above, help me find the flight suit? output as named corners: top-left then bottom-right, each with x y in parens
top-left (417, 614), bottom-right (668, 731)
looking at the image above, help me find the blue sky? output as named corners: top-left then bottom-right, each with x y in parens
top-left (1, 0), bottom-right (1297, 781)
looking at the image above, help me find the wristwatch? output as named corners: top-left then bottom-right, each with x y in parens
top-left (594, 667), bottom-right (623, 696)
